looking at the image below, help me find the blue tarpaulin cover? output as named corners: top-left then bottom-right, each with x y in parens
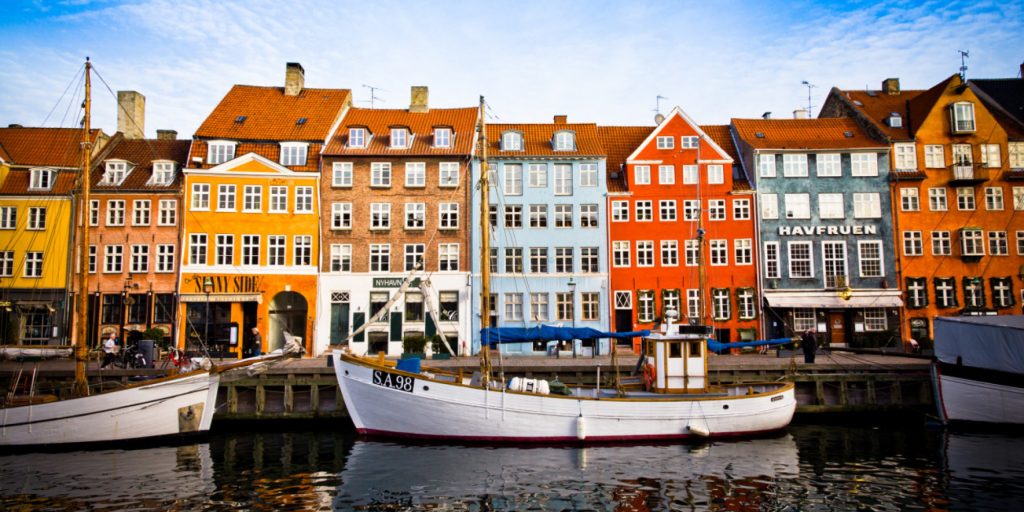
top-left (707, 337), bottom-right (794, 353)
top-left (481, 326), bottom-right (650, 346)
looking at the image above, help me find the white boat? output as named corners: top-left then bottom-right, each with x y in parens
top-left (932, 315), bottom-right (1024, 425)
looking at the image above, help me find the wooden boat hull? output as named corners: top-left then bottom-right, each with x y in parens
top-left (933, 362), bottom-right (1024, 425)
top-left (1, 371), bottom-right (220, 446)
top-left (333, 352), bottom-right (796, 442)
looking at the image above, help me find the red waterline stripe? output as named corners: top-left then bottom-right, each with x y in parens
top-left (357, 427), bottom-right (787, 443)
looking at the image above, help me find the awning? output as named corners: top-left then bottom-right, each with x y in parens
top-left (179, 293), bottom-right (262, 303)
top-left (764, 290), bottom-right (903, 309)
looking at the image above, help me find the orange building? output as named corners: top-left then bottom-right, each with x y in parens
top-left (823, 74), bottom-right (1024, 348)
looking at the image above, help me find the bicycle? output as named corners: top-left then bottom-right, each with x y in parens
top-left (160, 347), bottom-right (194, 372)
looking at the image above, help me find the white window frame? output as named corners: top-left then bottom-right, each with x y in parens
top-left (439, 162), bottom-right (460, 187)
top-left (333, 162), bottom-right (353, 187)
top-left (348, 128), bottom-right (366, 148)
top-left (857, 240), bottom-right (883, 278)
top-left (853, 193), bottom-right (881, 218)
top-left (816, 153), bottom-right (841, 177)
top-left (900, 187), bottom-right (920, 212)
top-left (903, 231), bottom-right (923, 256)
top-left (634, 165), bottom-right (650, 185)
top-left (658, 164), bottom-right (674, 185)
top-left (850, 153), bottom-right (878, 177)
top-left (332, 202), bottom-right (352, 230)
top-left (894, 143), bottom-right (917, 170)
top-left (390, 128), bottom-right (409, 149)
top-left (782, 154), bottom-right (808, 177)
top-left (924, 145), bottom-right (945, 168)
top-left (405, 162), bottom-right (426, 188)
top-left (788, 241), bottom-right (814, 278)
top-left (371, 162), bottom-right (392, 187)
top-left (784, 193), bottom-right (810, 219)
top-left (191, 183), bottom-right (210, 210)
top-left (818, 193), bottom-right (845, 219)
top-left (761, 193), bottom-right (778, 219)
top-left (279, 142), bottom-right (308, 166)
top-left (206, 140), bottom-right (236, 164)
top-left (758, 154), bottom-right (776, 177)
top-left (656, 136), bottom-right (674, 149)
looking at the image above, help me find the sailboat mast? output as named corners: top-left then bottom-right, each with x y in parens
top-left (72, 58), bottom-right (92, 397)
top-left (478, 96), bottom-right (492, 386)
top-left (696, 135), bottom-right (708, 325)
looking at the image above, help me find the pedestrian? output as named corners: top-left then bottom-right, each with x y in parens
top-left (801, 328), bottom-right (817, 364)
top-left (100, 333), bottom-right (119, 369)
top-left (250, 327), bottom-right (262, 357)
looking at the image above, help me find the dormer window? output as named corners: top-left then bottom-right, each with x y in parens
top-left (553, 131), bottom-right (574, 151)
top-left (280, 142), bottom-right (309, 166)
top-left (149, 161), bottom-right (175, 186)
top-left (434, 127), bottom-right (452, 148)
top-left (29, 168), bottom-right (54, 190)
top-left (349, 127), bottom-right (367, 148)
top-left (502, 131), bottom-right (522, 151)
top-left (391, 128), bottom-right (409, 149)
top-left (102, 161), bottom-right (128, 185)
top-left (950, 102), bottom-right (976, 133)
top-left (888, 112), bottom-right (903, 128)
top-left (207, 141), bottom-right (236, 164)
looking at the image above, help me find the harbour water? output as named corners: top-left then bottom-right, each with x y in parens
top-left (1, 421), bottom-right (1022, 511)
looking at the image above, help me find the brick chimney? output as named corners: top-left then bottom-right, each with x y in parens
top-left (553, 115), bottom-right (567, 124)
top-left (156, 130), bottom-right (177, 140)
top-left (284, 62), bottom-right (305, 96)
top-left (117, 90), bottom-right (145, 139)
top-left (793, 108), bottom-right (808, 119)
top-left (410, 86), bottom-right (429, 112)
top-left (882, 78), bottom-right (900, 95)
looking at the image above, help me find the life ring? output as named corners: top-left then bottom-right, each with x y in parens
top-left (643, 363), bottom-right (657, 391)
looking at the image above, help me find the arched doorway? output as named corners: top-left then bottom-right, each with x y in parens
top-left (268, 292), bottom-right (308, 352)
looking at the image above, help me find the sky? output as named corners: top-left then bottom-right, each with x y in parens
top-left (0, 0), bottom-right (1021, 138)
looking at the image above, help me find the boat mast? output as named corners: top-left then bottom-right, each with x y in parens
top-left (478, 95), bottom-right (492, 387)
top-left (696, 135), bottom-right (707, 326)
top-left (72, 58), bottom-right (92, 398)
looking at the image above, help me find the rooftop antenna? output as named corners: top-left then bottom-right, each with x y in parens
top-left (653, 95), bottom-right (668, 123)
top-left (958, 50), bottom-right (970, 81)
top-left (801, 80), bottom-right (816, 116)
top-left (361, 84), bottom-right (385, 109)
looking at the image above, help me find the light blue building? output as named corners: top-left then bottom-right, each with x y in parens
top-left (470, 118), bottom-right (609, 355)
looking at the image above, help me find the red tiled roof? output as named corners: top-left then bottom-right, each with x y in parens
top-left (0, 169), bottom-right (78, 195)
top-left (700, 125), bottom-right (739, 161)
top-left (92, 135), bottom-right (190, 190)
top-left (325, 107), bottom-right (478, 156)
top-left (194, 85), bottom-right (350, 141)
top-left (730, 118), bottom-right (886, 150)
top-left (598, 126), bottom-right (653, 193)
top-left (485, 122), bottom-right (605, 158)
top-left (0, 127), bottom-right (103, 167)
top-left (843, 88), bottom-right (925, 140)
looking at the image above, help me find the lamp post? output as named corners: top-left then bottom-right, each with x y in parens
top-left (120, 276), bottom-right (133, 348)
top-left (568, 277), bottom-right (576, 359)
top-left (203, 277), bottom-right (213, 356)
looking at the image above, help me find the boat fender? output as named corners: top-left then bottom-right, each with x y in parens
top-left (687, 423), bottom-right (710, 437)
top-left (509, 377), bottom-right (551, 395)
top-left (576, 414), bottom-right (586, 440)
top-left (643, 363), bottom-right (656, 391)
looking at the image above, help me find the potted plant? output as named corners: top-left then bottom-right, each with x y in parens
top-left (401, 334), bottom-right (427, 359)
top-left (428, 334), bottom-right (452, 360)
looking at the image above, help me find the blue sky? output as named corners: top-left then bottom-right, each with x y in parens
top-left (1, 0), bottom-right (1021, 137)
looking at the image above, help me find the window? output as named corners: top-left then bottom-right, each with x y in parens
top-left (216, 184), bottom-right (236, 211)
top-left (529, 247), bottom-right (548, 273)
top-left (0, 251), bottom-right (14, 276)
top-left (103, 200), bottom-right (125, 226)
top-left (216, 234), bottom-right (234, 265)
top-left (504, 164), bottom-right (523, 195)
top-left (434, 127), bottom-right (451, 148)
top-left (992, 278), bottom-right (1015, 309)
top-left (634, 165), bottom-right (650, 185)
top-left (504, 247), bottom-right (523, 273)
top-left (554, 204), bottom-right (572, 228)
top-left (157, 245), bottom-right (175, 273)
top-left (404, 292), bottom-right (424, 323)
top-left (733, 199), bottom-right (750, 220)
top-left (659, 200), bottom-right (676, 221)
top-left (611, 201), bottom-right (628, 222)
top-left (683, 239), bottom-right (699, 267)
top-left (330, 245), bottom-right (351, 272)
top-left (758, 154), bottom-right (776, 177)
top-left (294, 235), bottom-right (312, 266)
top-left (580, 204), bottom-right (598, 227)
top-left (368, 291), bottom-right (389, 323)
top-left (527, 163), bottom-right (547, 188)
top-left (502, 132), bottom-right (522, 151)
top-left (708, 199), bottom-right (726, 221)
top-left (580, 163), bottom-right (598, 187)
top-left (737, 289), bottom-right (756, 320)
top-left (554, 131), bottom-right (574, 151)
top-left (280, 143), bottom-right (308, 166)
top-left (243, 185), bottom-right (262, 212)
top-left (191, 183), bottom-right (210, 210)
top-left (963, 278), bottom-right (985, 309)
top-left (404, 162), bottom-right (426, 188)
top-left (439, 291), bottom-right (459, 322)
top-left (784, 194), bottom-right (810, 219)
top-left (985, 187), bottom-right (1004, 211)
top-left (951, 102), bottom-right (976, 133)
top-left (656, 136), bottom-right (674, 149)
top-left (1016, 187), bottom-right (1024, 210)
top-left (793, 309), bottom-right (815, 332)
top-left (333, 162), bottom-right (353, 187)
top-left (735, 239), bottom-right (752, 265)
top-left (555, 292), bottom-right (574, 321)
top-left (638, 290), bottom-right (655, 322)
top-left (29, 168), bottom-right (54, 190)
top-left (554, 164), bottom-right (572, 195)
top-left (925, 145), bottom-right (945, 168)
top-left (439, 203), bottom-right (459, 229)
top-left (710, 239), bottom-right (727, 266)
top-left (371, 162), bottom-right (391, 187)
top-left (269, 186), bottom-right (288, 213)
top-left (659, 165), bottom-right (674, 185)
top-left (405, 203), bottom-right (425, 230)
top-left (761, 193), bottom-right (778, 219)
top-left (348, 128), bottom-right (366, 148)
top-left (929, 188), bottom-right (948, 211)
top-left (989, 231), bottom-right (1008, 256)
top-left (0, 207), bottom-right (15, 230)
top-left (242, 235), bottom-right (260, 266)
top-left (636, 241), bottom-right (654, 267)
top-left (1010, 142), bottom-right (1024, 168)
top-left (530, 293), bottom-right (549, 321)
top-left (555, 247), bottom-right (573, 273)
top-left (894, 143), bottom-right (917, 170)
top-left (635, 201), bottom-right (653, 221)
top-left (615, 291), bottom-right (632, 311)
top-left (707, 164), bottom-right (724, 184)
top-left (24, 252), bottom-right (43, 278)
top-left (864, 309), bottom-right (887, 331)
top-left (906, 277), bottom-right (928, 308)
top-left (295, 187), bottom-right (313, 213)
top-left (931, 231), bottom-right (951, 256)
top-left (581, 247), bottom-right (599, 273)
top-left (528, 204), bottom-right (548, 228)
top-left (1018, 231), bottom-right (1024, 255)
top-left (683, 165), bottom-right (699, 184)
top-left (612, 241), bottom-right (630, 267)
top-left (764, 242), bottom-right (780, 279)
top-left (332, 202), bottom-right (352, 229)
top-left (683, 200), bottom-right (700, 221)
top-left (817, 153), bottom-right (841, 177)
top-left (903, 231), bottom-right (923, 256)
top-left (851, 241), bottom-right (881, 279)
top-left (369, 244), bottom-right (390, 272)
top-left (961, 229), bottom-right (984, 257)
top-left (439, 162), bottom-right (459, 187)
top-left (822, 241), bottom-right (847, 288)
top-left (712, 289), bottom-right (731, 320)
top-left (102, 161), bottom-right (127, 185)
top-left (851, 153), bottom-right (878, 176)
top-left (105, 245), bottom-right (124, 272)
top-left (981, 144), bottom-right (1001, 168)
top-left (782, 154), bottom-right (808, 177)
top-left (504, 293), bottom-right (523, 321)
top-left (956, 187), bottom-right (975, 211)
top-left (789, 241), bottom-right (813, 278)
top-left (853, 193), bottom-right (881, 218)
top-left (686, 289), bottom-right (701, 320)
top-left (404, 244), bottom-right (424, 271)
top-left (370, 203), bottom-right (391, 229)
top-left (819, 193), bottom-right (845, 219)
top-left (390, 128), bottom-right (408, 149)
top-left (661, 240), bottom-right (678, 266)
top-left (438, 243), bottom-right (459, 271)
top-left (681, 136), bottom-right (699, 149)
top-left (207, 141), bottom-right (235, 164)
top-left (267, 235), bottom-right (286, 266)
top-left (100, 294), bottom-right (121, 324)
top-left (935, 278), bottom-right (958, 308)
top-left (130, 245), bottom-right (149, 273)
top-left (900, 188), bottom-right (919, 211)
top-left (27, 207), bottom-right (47, 230)
top-left (581, 293), bottom-right (599, 321)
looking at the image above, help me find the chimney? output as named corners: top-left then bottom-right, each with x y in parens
top-left (793, 108), bottom-right (808, 119)
top-left (882, 78), bottom-right (900, 95)
top-left (553, 115), bottom-right (567, 124)
top-left (762, 112), bottom-right (772, 120)
top-left (117, 90), bottom-right (145, 139)
top-left (410, 86), bottom-right (429, 113)
top-left (156, 129), bottom-right (177, 140)
top-left (284, 62), bottom-right (305, 96)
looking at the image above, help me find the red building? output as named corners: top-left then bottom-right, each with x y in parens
top-left (603, 107), bottom-right (760, 350)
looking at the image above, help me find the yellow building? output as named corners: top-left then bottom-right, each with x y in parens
top-left (178, 153), bottom-right (320, 357)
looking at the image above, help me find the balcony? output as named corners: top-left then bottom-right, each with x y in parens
top-left (949, 165), bottom-right (989, 185)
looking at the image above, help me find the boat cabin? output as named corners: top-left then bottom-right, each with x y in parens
top-left (643, 310), bottom-right (710, 393)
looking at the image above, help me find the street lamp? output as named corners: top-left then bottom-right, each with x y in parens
top-left (568, 277), bottom-right (577, 359)
top-left (121, 276), bottom-right (134, 347)
top-left (202, 277), bottom-right (213, 356)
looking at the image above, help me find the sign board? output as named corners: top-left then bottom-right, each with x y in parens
top-left (778, 225), bottom-right (878, 236)
top-left (373, 277), bottom-right (421, 288)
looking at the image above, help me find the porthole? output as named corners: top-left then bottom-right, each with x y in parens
top-left (344, 370), bottom-right (349, 375)
top-left (423, 385), bottom-right (430, 392)
top-left (723, 404), bottom-right (729, 410)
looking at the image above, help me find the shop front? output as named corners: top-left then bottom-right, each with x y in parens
top-left (763, 290), bottom-right (903, 348)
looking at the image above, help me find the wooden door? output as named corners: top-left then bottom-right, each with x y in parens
top-left (829, 312), bottom-right (845, 345)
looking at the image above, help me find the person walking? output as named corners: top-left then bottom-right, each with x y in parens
top-left (250, 327), bottom-right (262, 357)
top-left (100, 333), bottom-right (119, 369)
top-left (801, 329), bottom-right (817, 364)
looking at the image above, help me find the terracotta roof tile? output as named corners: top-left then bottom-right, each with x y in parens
top-left (485, 122), bottom-right (605, 158)
top-left (325, 107), bottom-right (478, 156)
top-left (92, 135), bottom-right (190, 190)
top-left (597, 126), bottom-right (653, 193)
top-left (842, 89), bottom-right (925, 140)
top-left (700, 124), bottom-right (752, 191)
top-left (730, 118), bottom-right (886, 150)
top-left (194, 85), bottom-right (350, 141)
top-left (905, 75), bottom-right (958, 137)
top-left (0, 127), bottom-right (103, 167)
